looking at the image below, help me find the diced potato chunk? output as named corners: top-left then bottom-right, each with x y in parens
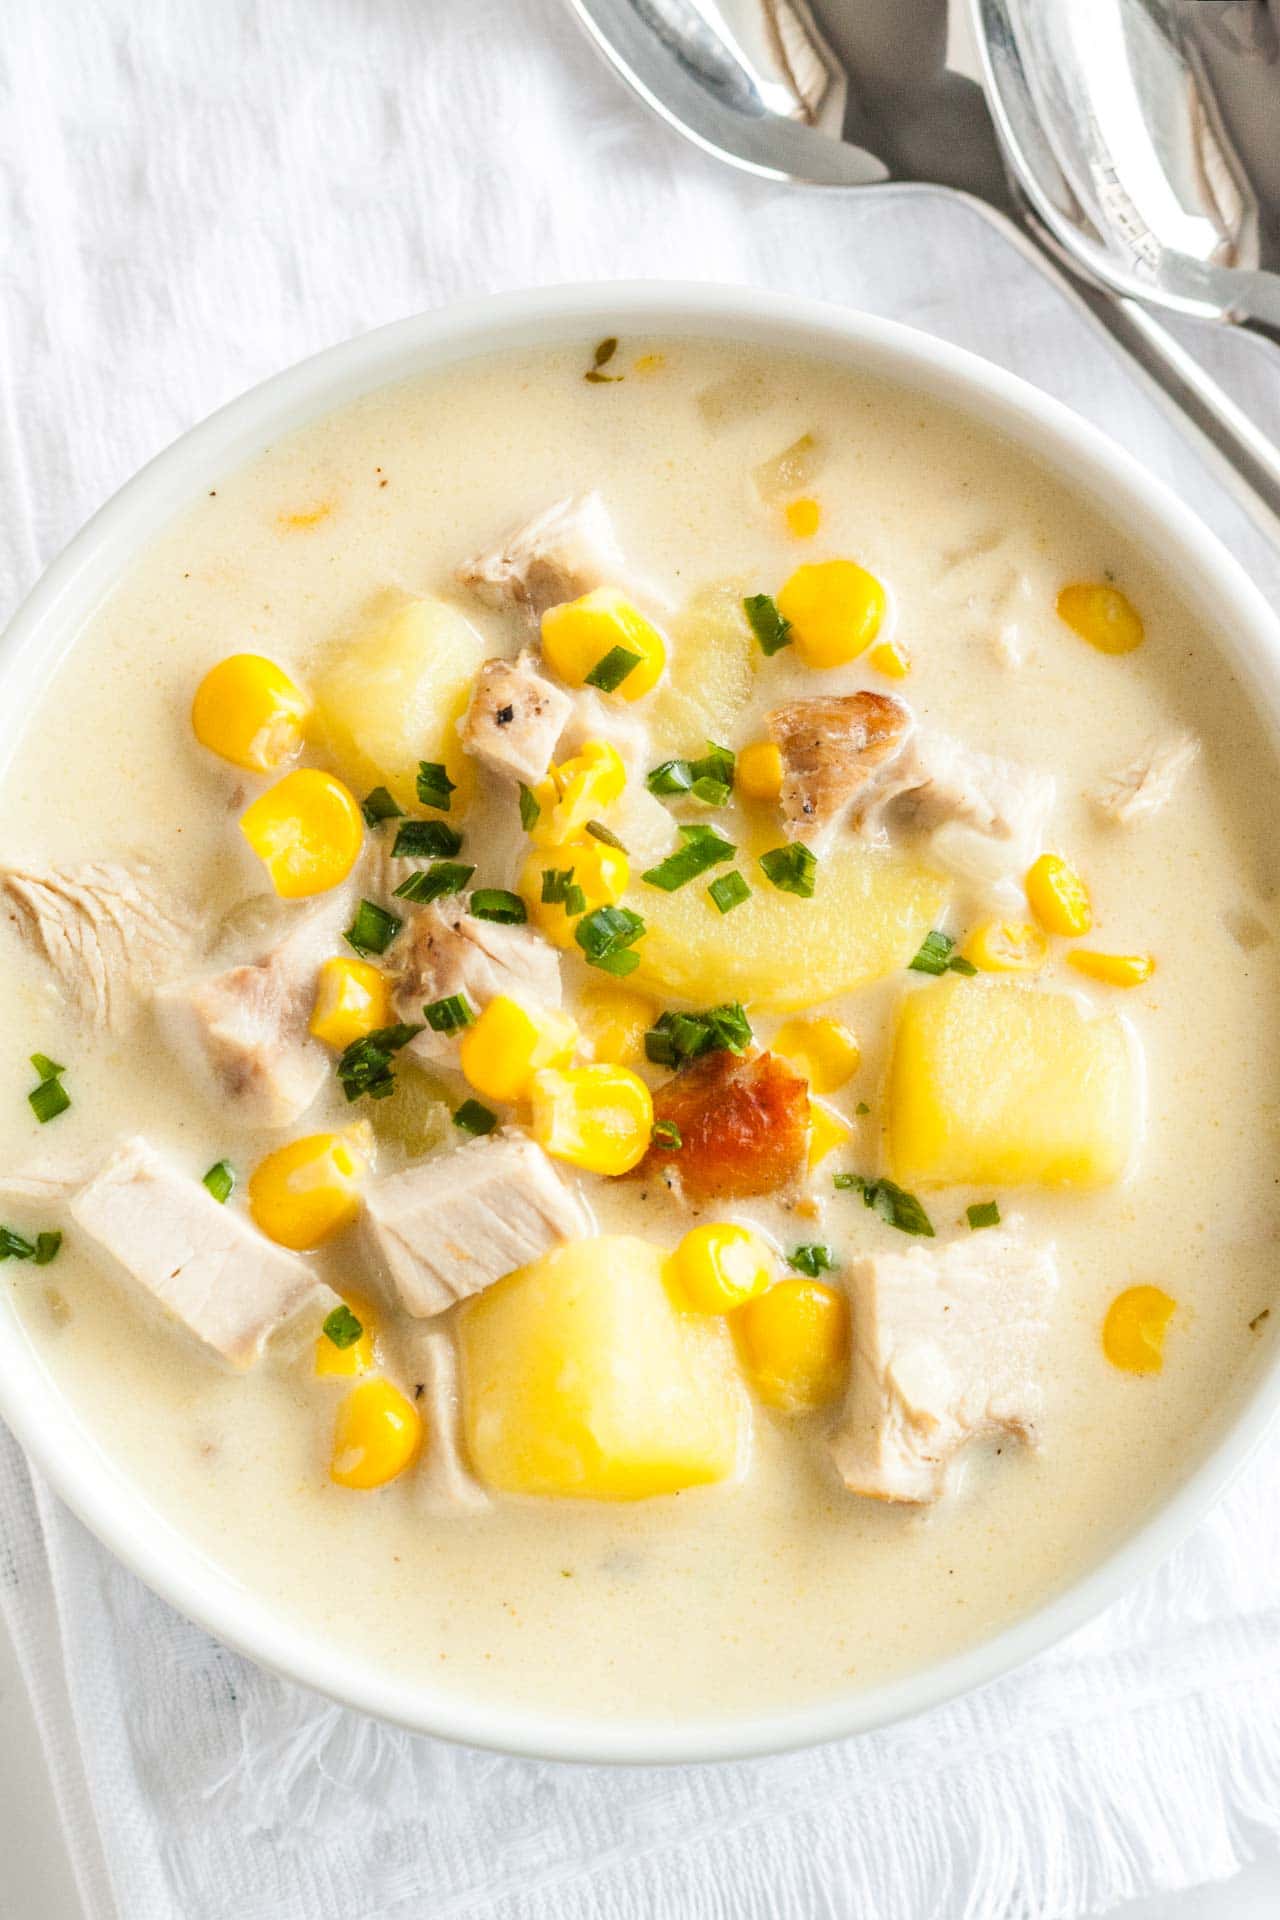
top-left (314, 591), bottom-right (486, 811)
top-left (647, 582), bottom-right (758, 754)
top-left (888, 977), bottom-right (1136, 1189)
top-left (630, 846), bottom-right (949, 1013)
top-left (459, 1236), bottom-right (745, 1500)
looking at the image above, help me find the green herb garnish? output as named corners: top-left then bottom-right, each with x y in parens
top-left (707, 870), bottom-right (750, 914)
top-left (392, 820), bottom-right (463, 859)
top-left (646, 759), bottom-right (694, 798)
top-left (29, 1054), bottom-right (64, 1083)
top-left (574, 904), bottom-right (646, 976)
top-left (393, 861), bottom-right (475, 905)
top-left (651, 1119), bottom-right (683, 1151)
top-left (585, 819), bottom-right (627, 851)
top-left (344, 900), bottom-right (402, 958)
top-left (908, 930), bottom-right (975, 976)
top-left (643, 823), bottom-right (735, 892)
top-left (28, 1056), bottom-right (70, 1126)
top-left (470, 889), bottom-right (528, 925)
top-left (202, 1160), bottom-right (235, 1204)
top-left (423, 995), bottom-right (474, 1034)
top-left (584, 335), bottom-right (621, 384)
top-left (361, 786), bottom-right (405, 827)
top-left (967, 1200), bottom-right (1001, 1231)
top-left (644, 1003), bottom-right (751, 1067)
top-left (0, 1227), bottom-right (36, 1260)
top-left (585, 645), bottom-right (642, 694)
top-left (323, 1303), bottom-right (364, 1349)
top-left (337, 1023), bottom-right (425, 1100)
top-left (744, 592), bottom-right (792, 656)
top-left (34, 1231), bottom-right (61, 1266)
top-left (759, 843), bottom-right (817, 898)
top-left (453, 1099), bottom-right (498, 1136)
top-left (415, 761), bottom-right (456, 812)
top-left (834, 1173), bottom-right (934, 1238)
top-left (518, 782), bottom-right (541, 831)
top-left (645, 744), bottom-right (735, 808)
top-left (541, 867), bottom-right (588, 916)
top-left (788, 1244), bottom-right (835, 1277)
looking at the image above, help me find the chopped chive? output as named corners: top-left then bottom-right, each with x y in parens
top-left (361, 786), bottom-right (405, 827)
top-left (392, 819), bottom-right (463, 859)
top-left (585, 819), bottom-right (627, 851)
top-left (744, 592), bottom-right (793, 656)
top-left (344, 899), bottom-right (402, 958)
top-left (967, 1200), bottom-right (1001, 1231)
top-left (453, 1099), bottom-right (498, 1136)
top-left (30, 1054), bottom-right (65, 1082)
top-left (202, 1160), bottom-right (235, 1204)
top-left (29, 1076), bottom-right (70, 1125)
top-left (336, 1023), bottom-right (424, 1101)
top-left (585, 645), bottom-right (642, 694)
top-left (759, 843), bottom-right (817, 898)
top-left (949, 954), bottom-right (978, 975)
top-left (788, 1243), bottom-right (835, 1277)
top-left (643, 824), bottom-right (735, 892)
top-left (518, 782), bottom-right (541, 831)
top-left (423, 994), bottom-right (475, 1034)
top-left (393, 861), bottom-right (475, 905)
top-left (416, 761), bottom-right (456, 811)
top-left (834, 1172), bottom-right (934, 1238)
top-left (323, 1303), bottom-right (364, 1349)
top-left (651, 1119), bottom-right (683, 1151)
top-left (689, 776), bottom-right (731, 806)
top-left (470, 889), bottom-right (527, 925)
top-left (644, 1003), bottom-right (752, 1068)
top-left (0, 1227), bottom-right (36, 1261)
top-left (646, 759), bottom-right (694, 798)
top-left (541, 866), bottom-right (577, 905)
top-left (707, 870), bottom-right (750, 914)
top-left (34, 1231), bottom-right (61, 1266)
top-left (696, 742), bottom-right (735, 788)
top-left (909, 930), bottom-right (975, 976)
top-left (574, 905), bottom-right (646, 974)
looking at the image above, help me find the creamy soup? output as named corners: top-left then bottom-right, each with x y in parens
top-left (2, 337), bottom-right (1278, 1725)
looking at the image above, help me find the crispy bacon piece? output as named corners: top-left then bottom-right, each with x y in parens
top-left (768, 691), bottom-right (913, 845)
top-left (638, 1049), bottom-right (810, 1200)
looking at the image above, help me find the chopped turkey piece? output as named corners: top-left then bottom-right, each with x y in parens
top-left (829, 1234), bottom-right (1057, 1504)
top-left (1091, 733), bottom-right (1199, 826)
top-left (67, 1137), bottom-right (335, 1368)
top-left (457, 492), bottom-right (623, 624)
top-left (855, 729), bottom-right (1055, 892)
top-left (3, 860), bottom-right (192, 1028)
top-left (557, 685), bottom-right (649, 770)
top-left (637, 1048), bottom-right (810, 1200)
top-left (402, 1320), bottom-right (491, 1513)
top-left (155, 896), bottom-right (346, 1128)
top-left (462, 651), bottom-right (573, 786)
top-left (390, 897), bottom-right (561, 1063)
top-left (768, 691), bottom-right (914, 846)
top-left (365, 1128), bottom-right (591, 1318)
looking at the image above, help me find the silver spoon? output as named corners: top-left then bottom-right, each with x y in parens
top-left (566, 0), bottom-right (1280, 534)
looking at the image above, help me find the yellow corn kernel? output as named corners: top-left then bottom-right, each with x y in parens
top-left (310, 956), bottom-right (392, 1050)
top-left (736, 1278), bottom-right (849, 1412)
top-left (529, 740), bottom-right (627, 847)
top-left (772, 1017), bottom-right (860, 1094)
top-left (808, 1099), bottom-right (852, 1169)
top-left (964, 918), bottom-right (1049, 974)
top-left (240, 768), bottom-right (364, 899)
top-left (458, 994), bottom-right (579, 1103)
top-left (330, 1377), bottom-right (422, 1488)
top-left (529, 1064), bottom-right (654, 1176)
top-left (1026, 852), bottom-right (1092, 938)
top-left (315, 1289), bottom-right (377, 1378)
top-left (540, 588), bottom-right (667, 699)
top-left (1057, 582), bottom-right (1144, 655)
top-left (576, 982), bottom-right (659, 1065)
top-left (776, 559), bottom-right (886, 669)
top-left (866, 637), bottom-right (910, 679)
top-left (1068, 949), bottom-right (1155, 988)
top-left (670, 1222), bottom-right (775, 1315)
top-left (1102, 1285), bottom-right (1175, 1375)
top-left (736, 739), bottom-right (784, 802)
top-left (518, 838), bottom-right (630, 947)
top-left (249, 1125), bottom-right (373, 1251)
top-left (785, 496), bottom-right (821, 538)
top-left (191, 653), bottom-right (310, 772)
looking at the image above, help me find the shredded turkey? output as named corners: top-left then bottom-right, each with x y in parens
top-left (390, 896), bottom-right (561, 1063)
top-left (1091, 733), bottom-right (1199, 826)
top-left (768, 691), bottom-right (915, 847)
top-left (829, 1234), bottom-right (1057, 1504)
top-left (456, 492), bottom-right (623, 624)
top-left (2, 859), bottom-right (192, 1028)
top-left (461, 651), bottom-right (573, 786)
top-left (855, 727), bottom-right (1055, 892)
top-left (403, 1320), bottom-right (492, 1514)
top-left (365, 1128), bottom-right (591, 1318)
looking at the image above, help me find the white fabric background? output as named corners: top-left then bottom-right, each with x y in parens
top-left (3, 4), bottom-right (1280, 1917)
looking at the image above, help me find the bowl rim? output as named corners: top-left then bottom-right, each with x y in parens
top-left (3, 278), bottom-right (1280, 1766)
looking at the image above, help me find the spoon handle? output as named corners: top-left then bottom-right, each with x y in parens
top-left (962, 196), bottom-right (1280, 546)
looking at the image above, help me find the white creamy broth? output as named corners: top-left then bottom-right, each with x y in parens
top-left (2, 336), bottom-right (1278, 1722)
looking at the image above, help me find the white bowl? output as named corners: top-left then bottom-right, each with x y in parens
top-left (3, 282), bottom-right (1279, 1766)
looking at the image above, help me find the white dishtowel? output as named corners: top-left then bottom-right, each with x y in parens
top-left (4, 3), bottom-right (1280, 1916)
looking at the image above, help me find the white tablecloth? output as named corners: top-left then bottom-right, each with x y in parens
top-left (3, 4), bottom-right (1280, 1916)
